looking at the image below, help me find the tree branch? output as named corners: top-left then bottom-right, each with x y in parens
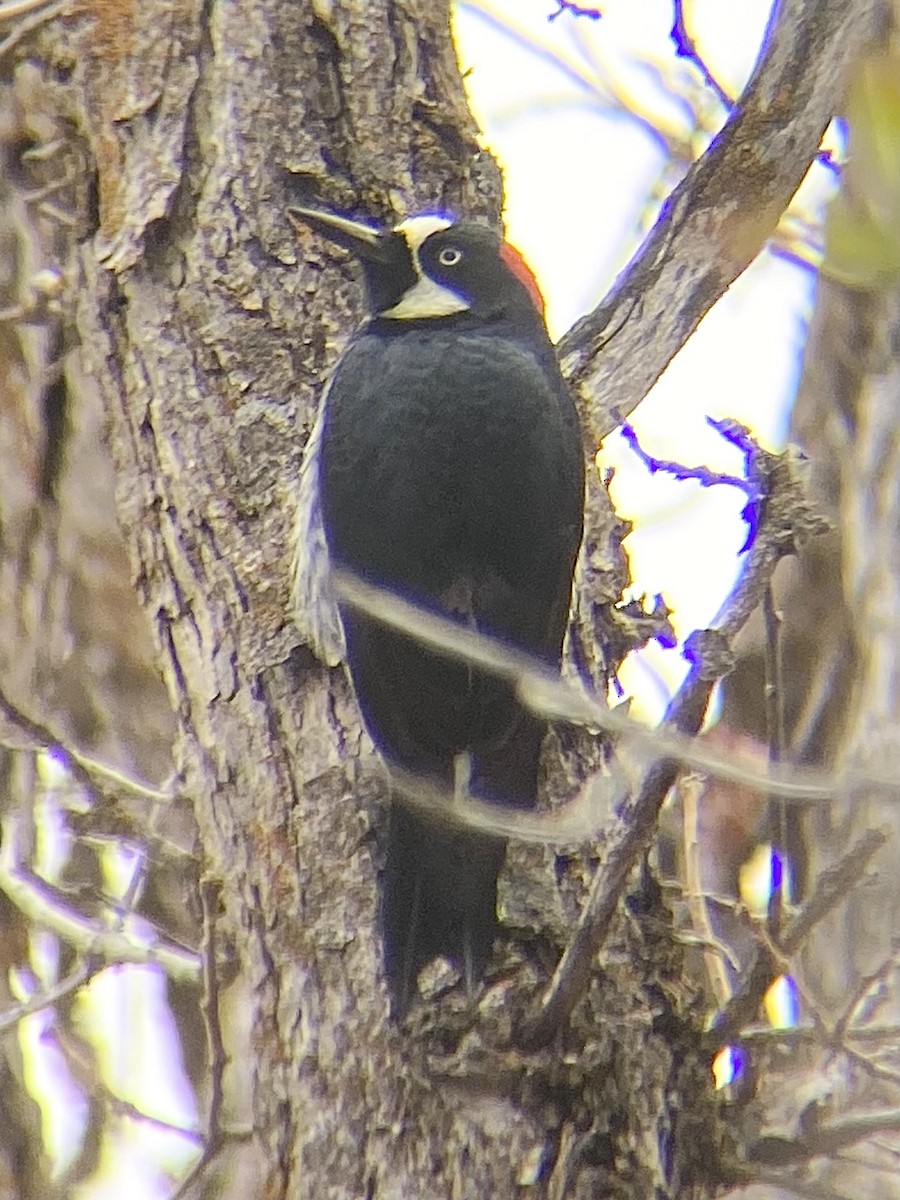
top-left (670, 0), bottom-right (732, 108)
top-left (747, 1106), bottom-right (900, 1166)
top-left (520, 432), bottom-right (821, 1045)
top-left (558, 0), bottom-right (875, 443)
top-left (706, 826), bottom-right (888, 1049)
top-left (0, 813), bottom-right (200, 983)
top-left (0, 685), bottom-right (171, 803)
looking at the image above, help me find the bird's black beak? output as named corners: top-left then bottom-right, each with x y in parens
top-left (287, 206), bottom-right (393, 264)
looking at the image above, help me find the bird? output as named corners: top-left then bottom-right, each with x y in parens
top-left (289, 204), bottom-right (584, 1015)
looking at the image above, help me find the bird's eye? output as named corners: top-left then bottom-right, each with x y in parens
top-left (438, 246), bottom-right (462, 267)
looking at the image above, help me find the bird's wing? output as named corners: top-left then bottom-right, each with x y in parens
top-left (290, 388), bottom-right (346, 666)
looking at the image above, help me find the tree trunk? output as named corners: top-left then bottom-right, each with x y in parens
top-left (0, 2), bottom-right (707, 1194)
top-left (1, 0), bottom-right (883, 1196)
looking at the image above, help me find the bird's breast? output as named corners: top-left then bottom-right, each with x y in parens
top-left (319, 328), bottom-right (582, 616)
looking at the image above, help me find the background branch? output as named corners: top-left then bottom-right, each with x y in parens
top-left (522, 427), bottom-right (819, 1045)
top-left (557, 0), bottom-right (874, 442)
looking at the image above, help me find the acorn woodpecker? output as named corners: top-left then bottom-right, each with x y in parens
top-left (289, 205), bottom-right (584, 1014)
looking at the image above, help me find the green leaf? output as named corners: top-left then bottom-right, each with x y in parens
top-left (823, 52), bottom-right (900, 289)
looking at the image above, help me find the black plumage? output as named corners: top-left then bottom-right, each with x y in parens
top-left (290, 208), bottom-right (584, 1014)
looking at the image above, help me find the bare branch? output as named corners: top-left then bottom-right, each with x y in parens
top-left (199, 878), bottom-right (228, 1138)
top-left (0, 0), bottom-right (65, 60)
top-left (763, 585), bottom-right (788, 934)
top-left (334, 414), bottom-right (857, 833)
top-left (681, 774), bottom-right (734, 1008)
top-left (833, 942), bottom-right (900, 1043)
top-left (386, 760), bottom-right (625, 845)
top-left (519, 681), bottom-right (716, 1047)
top-left (520, 433), bottom-right (813, 1045)
top-left (738, 1021), bottom-right (900, 1047)
top-left (460, 2), bottom-right (686, 161)
top-left (841, 1040), bottom-right (900, 1089)
top-left (0, 0), bottom-right (59, 21)
top-left (547, 0), bottom-right (602, 21)
top-left (558, 0), bottom-right (874, 443)
top-left (0, 685), bottom-right (171, 803)
top-left (335, 570), bottom-right (846, 809)
top-left (0, 813), bottom-right (201, 983)
top-left (670, 0), bottom-right (732, 108)
top-left (0, 962), bottom-right (93, 1036)
top-left (168, 879), bottom-right (235, 1200)
top-left (707, 827), bottom-right (888, 1049)
top-left (747, 1107), bottom-right (900, 1165)
top-left (726, 1166), bottom-right (854, 1200)
top-left (619, 418), bottom-right (757, 499)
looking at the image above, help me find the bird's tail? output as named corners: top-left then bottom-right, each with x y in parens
top-left (381, 712), bottom-right (544, 1016)
top-left (381, 803), bottom-right (506, 1016)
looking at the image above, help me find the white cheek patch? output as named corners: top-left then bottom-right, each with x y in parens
top-left (382, 214), bottom-right (470, 320)
top-left (381, 275), bottom-right (469, 319)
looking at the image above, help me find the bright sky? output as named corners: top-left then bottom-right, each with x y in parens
top-left (454, 0), bottom-right (835, 720)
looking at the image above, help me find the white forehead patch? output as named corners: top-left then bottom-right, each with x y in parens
top-left (381, 214), bottom-right (468, 320)
top-left (393, 214), bottom-right (453, 252)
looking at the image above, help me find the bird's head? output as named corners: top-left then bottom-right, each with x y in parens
top-left (288, 206), bottom-right (545, 328)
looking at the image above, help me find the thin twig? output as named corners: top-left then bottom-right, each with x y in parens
top-left (737, 1020), bottom-right (900, 1046)
top-left (707, 827), bottom-right (888, 1049)
top-left (747, 1107), bottom-right (900, 1165)
top-left (459, 2), bottom-right (681, 160)
top-left (36, 200), bottom-right (78, 226)
top-left (167, 1148), bottom-right (207, 1200)
top-left (0, 961), bottom-right (93, 1035)
top-left (52, 1017), bottom-right (204, 1141)
top-left (670, 0), bottom-right (732, 108)
top-left (841, 1041), bottom-right (900, 1090)
top-left (334, 573), bottom-right (858, 814)
top-left (780, 830), bottom-right (885, 959)
top-left (681, 773), bottom-right (732, 1008)
top-left (22, 170), bottom-right (75, 205)
top-left (520, 453), bottom-right (803, 1045)
top-left (0, 685), bottom-right (171, 802)
top-left (0, 0), bottom-right (65, 59)
top-left (168, 879), bottom-right (243, 1200)
top-left (763, 585), bottom-right (788, 933)
top-left (725, 1164), bottom-right (853, 1200)
top-left (387, 758), bottom-right (626, 845)
top-left (556, 0), bottom-right (870, 443)
top-left (835, 1147), bottom-right (900, 1178)
top-left (0, 813), bottom-right (200, 983)
top-left (0, 0), bottom-right (57, 20)
top-left (833, 941), bottom-right (900, 1044)
top-left (0, 0), bottom-right (55, 19)
top-left (547, 0), bottom-right (602, 21)
top-left (790, 650), bottom-right (842, 758)
top-left (519, 674), bottom-right (716, 1046)
top-left (199, 878), bottom-right (227, 1139)
top-left (107, 1096), bottom-right (201, 1141)
top-left (619, 419), bottom-right (757, 497)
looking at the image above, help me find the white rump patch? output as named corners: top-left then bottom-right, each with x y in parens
top-left (290, 386), bottom-right (345, 666)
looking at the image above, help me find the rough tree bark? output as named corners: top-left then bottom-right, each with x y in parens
top-left (0, 1), bottom-right (881, 1197)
